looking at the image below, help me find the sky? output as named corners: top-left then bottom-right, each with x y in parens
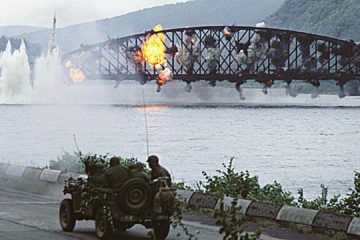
top-left (0, 0), bottom-right (189, 28)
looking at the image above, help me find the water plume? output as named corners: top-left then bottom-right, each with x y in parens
top-left (0, 40), bottom-right (32, 103)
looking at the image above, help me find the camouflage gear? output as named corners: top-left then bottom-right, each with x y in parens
top-left (103, 165), bottom-right (131, 189)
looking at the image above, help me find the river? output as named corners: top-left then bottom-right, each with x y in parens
top-left (0, 81), bottom-right (359, 199)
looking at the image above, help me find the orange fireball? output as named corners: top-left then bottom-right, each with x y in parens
top-left (157, 68), bottom-right (172, 85)
top-left (69, 68), bottom-right (86, 82)
top-left (141, 25), bottom-right (167, 69)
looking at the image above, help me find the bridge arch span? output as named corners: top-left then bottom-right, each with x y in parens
top-left (63, 25), bottom-right (360, 93)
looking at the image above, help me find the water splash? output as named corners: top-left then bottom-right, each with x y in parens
top-left (0, 13), bottom-right (68, 104)
top-left (0, 40), bottom-right (32, 103)
top-left (32, 47), bottom-right (66, 103)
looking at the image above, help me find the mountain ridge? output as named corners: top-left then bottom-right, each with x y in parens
top-left (17, 0), bottom-right (284, 53)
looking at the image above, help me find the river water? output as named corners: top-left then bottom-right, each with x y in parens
top-left (1, 81), bottom-right (359, 199)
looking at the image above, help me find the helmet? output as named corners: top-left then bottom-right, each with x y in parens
top-left (109, 157), bottom-right (120, 167)
top-left (147, 155), bottom-right (159, 164)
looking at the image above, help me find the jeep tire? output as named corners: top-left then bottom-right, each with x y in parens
top-left (59, 199), bottom-right (76, 232)
top-left (95, 208), bottom-right (112, 239)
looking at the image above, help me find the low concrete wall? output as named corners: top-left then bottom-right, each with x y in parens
top-left (276, 205), bottom-right (318, 225)
top-left (0, 163), bottom-right (359, 237)
top-left (6, 165), bottom-right (27, 178)
top-left (39, 169), bottom-right (62, 183)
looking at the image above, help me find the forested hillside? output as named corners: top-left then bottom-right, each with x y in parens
top-left (20, 0), bottom-right (284, 52)
top-left (267, 0), bottom-right (360, 41)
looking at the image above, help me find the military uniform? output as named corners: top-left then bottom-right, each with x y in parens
top-left (132, 171), bottom-right (150, 182)
top-left (103, 165), bottom-right (131, 189)
top-left (151, 165), bottom-right (171, 185)
top-left (87, 172), bottom-right (104, 188)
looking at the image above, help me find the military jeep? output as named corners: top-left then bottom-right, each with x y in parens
top-left (59, 176), bottom-right (176, 240)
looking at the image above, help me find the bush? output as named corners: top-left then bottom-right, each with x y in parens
top-left (199, 158), bottom-right (260, 199)
top-left (339, 172), bottom-right (360, 217)
top-left (249, 181), bottom-right (295, 206)
top-left (296, 185), bottom-right (342, 213)
top-left (49, 151), bottom-right (143, 174)
top-left (49, 151), bottom-right (83, 173)
top-left (198, 158), bottom-right (294, 206)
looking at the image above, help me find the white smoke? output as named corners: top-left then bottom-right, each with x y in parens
top-left (204, 47), bottom-right (220, 72)
top-left (256, 22), bottom-right (266, 28)
top-left (175, 33), bottom-right (200, 71)
top-left (237, 22), bottom-right (268, 67)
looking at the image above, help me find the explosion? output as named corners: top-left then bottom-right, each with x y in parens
top-left (64, 60), bottom-right (86, 82)
top-left (69, 68), bottom-right (86, 82)
top-left (65, 60), bottom-right (72, 68)
top-left (141, 25), bottom-right (167, 69)
top-left (157, 68), bottom-right (172, 85)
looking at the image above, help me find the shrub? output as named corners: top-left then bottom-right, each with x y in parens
top-left (49, 151), bottom-right (83, 173)
top-left (49, 151), bottom-right (142, 174)
top-left (215, 198), bottom-right (261, 240)
top-left (199, 158), bottom-right (260, 199)
top-left (249, 181), bottom-right (295, 206)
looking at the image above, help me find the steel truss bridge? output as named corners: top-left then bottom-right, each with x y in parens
top-left (63, 26), bottom-right (360, 91)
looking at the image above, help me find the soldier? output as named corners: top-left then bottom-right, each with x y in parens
top-left (147, 155), bottom-right (174, 215)
top-left (129, 162), bottom-right (150, 182)
top-left (84, 161), bottom-right (103, 188)
top-left (103, 157), bottom-right (131, 189)
top-left (88, 164), bottom-right (104, 188)
top-left (147, 155), bottom-right (171, 186)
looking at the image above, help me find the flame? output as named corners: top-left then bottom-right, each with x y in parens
top-left (69, 68), bottom-right (86, 82)
top-left (142, 105), bottom-right (168, 110)
top-left (134, 49), bottom-right (145, 63)
top-left (223, 27), bottom-right (232, 37)
top-left (141, 25), bottom-right (167, 69)
top-left (65, 60), bottom-right (72, 68)
top-left (157, 68), bottom-right (172, 85)
top-left (265, 79), bottom-right (273, 86)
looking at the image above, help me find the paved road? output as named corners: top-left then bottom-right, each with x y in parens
top-left (0, 187), bottom-right (335, 240)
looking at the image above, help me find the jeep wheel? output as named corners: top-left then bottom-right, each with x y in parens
top-left (154, 221), bottom-right (170, 240)
top-left (59, 199), bottom-right (76, 232)
top-left (95, 209), bottom-right (112, 240)
top-left (119, 178), bottom-right (151, 213)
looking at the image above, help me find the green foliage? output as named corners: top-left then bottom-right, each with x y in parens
top-left (172, 182), bottom-right (195, 191)
top-left (215, 198), bottom-right (261, 240)
top-left (199, 158), bottom-right (260, 199)
top-left (249, 181), bottom-right (295, 206)
top-left (339, 172), bottom-right (360, 217)
top-left (171, 199), bottom-right (199, 240)
top-left (267, 0), bottom-right (360, 41)
top-left (49, 151), bottom-right (83, 173)
top-left (49, 151), bottom-right (142, 174)
top-left (296, 185), bottom-right (342, 213)
top-left (198, 158), bottom-right (294, 206)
